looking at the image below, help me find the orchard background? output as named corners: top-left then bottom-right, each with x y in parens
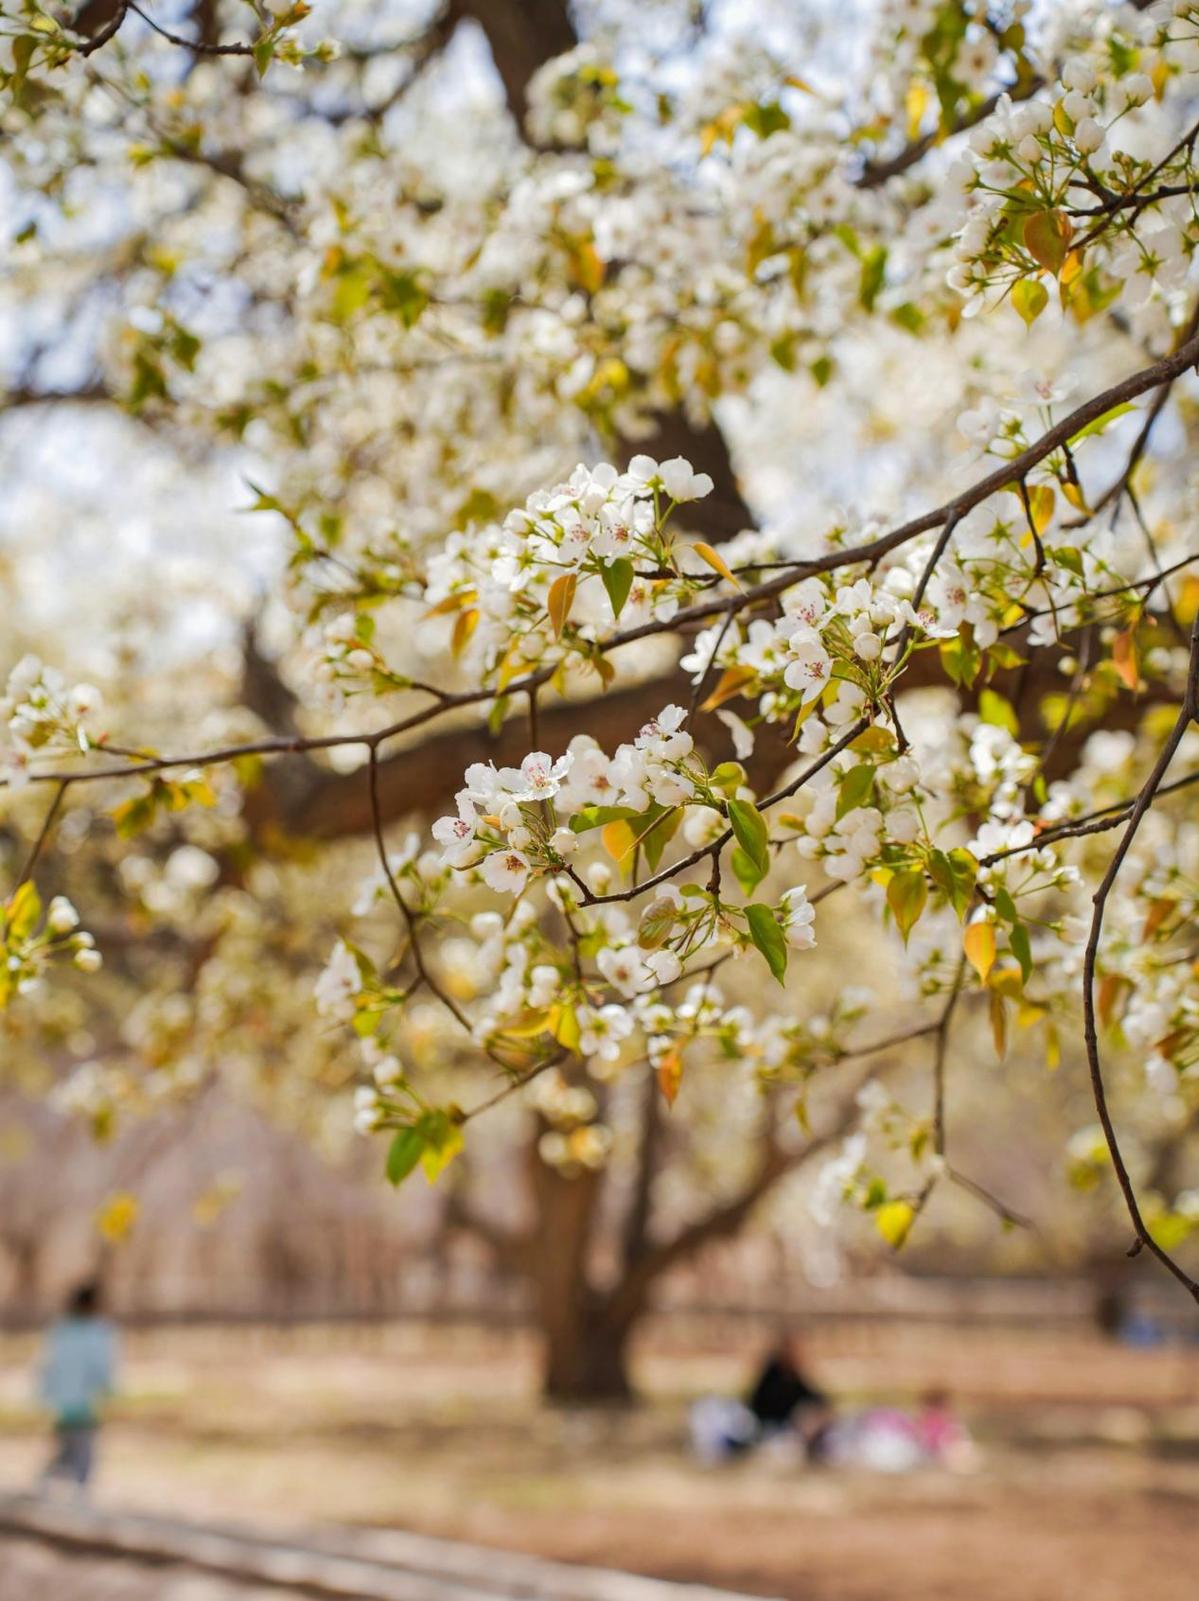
top-left (2, 1), bottom-right (1199, 1593)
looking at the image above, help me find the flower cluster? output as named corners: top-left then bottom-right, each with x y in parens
top-left (1, 884), bottom-right (100, 1011)
top-left (420, 457), bottom-right (713, 693)
top-left (432, 704), bottom-right (711, 895)
top-left (946, 18), bottom-right (1199, 326)
top-left (1, 655), bottom-right (103, 790)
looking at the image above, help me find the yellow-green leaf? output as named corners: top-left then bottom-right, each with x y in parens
top-left (1112, 630), bottom-right (1138, 691)
top-left (989, 991), bottom-right (1008, 1057)
top-left (547, 572), bottom-right (577, 639)
top-left (887, 870), bottom-right (927, 944)
top-left (451, 607), bottom-right (479, 659)
top-left (1012, 278), bottom-right (1049, 326)
top-left (701, 664), bottom-right (757, 713)
top-left (657, 1049), bottom-right (683, 1107)
top-left (549, 1002), bottom-right (581, 1053)
top-left (978, 689), bottom-right (1019, 737)
top-left (96, 1191), bottom-right (139, 1243)
top-left (964, 921), bottom-right (997, 982)
top-left (1026, 483), bottom-right (1056, 536)
top-left (1023, 210), bottom-right (1073, 276)
top-left (876, 1200), bottom-right (915, 1249)
top-left (692, 542), bottom-right (741, 589)
top-left (4, 881), bottom-right (41, 943)
top-left (420, 1119), bottom-right (464, 1183)
top-left (602, 818), bottom-right (637, 865)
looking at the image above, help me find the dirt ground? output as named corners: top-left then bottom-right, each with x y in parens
top-left (2, 1318), bottom-right (1198, 1601)
top-left (0, 1537), bottom-right (286, 1601)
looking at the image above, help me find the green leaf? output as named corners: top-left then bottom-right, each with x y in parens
top-left (481, 289), bottom-right (512, 336)
top-left (378, 268), bottom-right (428, 328)
top-left (731, 846), bottom-right (765, 896)
top-left (858, 245), bottom-right (887, 311)
top-left (1068, 402), bottom-right (1135, 446)
top-left (386, 1128), bottom-right (424, 1186)
top-left (809, 354), bottom-right (834, 388)
top-left (419, 1112), bottom-right (464, 1183)
top-left (743, 99), bottom-right (791, 139)
top-left (1010, 922), bottom-right (1033, 985)
top-left (12, 35), bottom-right (35, 86)
top-left (890, 300), bottom-right (924, 334)
top-left (836, 764), bottom-right (876, 820)
top-left (640, 806), bottom-right (681, 872)
top-left (252, 35), bottom-right (275, 77)
top-left (930, 848), bottom-right (977, 919)
top-left (986, 643), bottom-right (1026, 671)
top-left (946, 849), bottom-right (979, 919)
top-left (727, 798), bottom-right (770, 879)
top-left (707, 761), bottom-right (746, 795)
top-left (978, 689), bottom-right (1019, 737)
top-left (745, 903), bottom-right (788, 985)
top-left (600, 557), bottom-right (635, 620)
top-left (487, 695), bottom-right (510, 737)
top-left (939, 631), bottom-right (981, 688)
top-left (887, 870), bottom-right (928, 943)
top-left (928, 850), bottom-right (954, 901)
top-left (992, 886), bottom-right (1018, 924)
top-left (1051, 545), bottom-right (1085, 578)
top-left (851, 726), bottom-right (896, 755)
top-left (569, 804), bottom-right (643, 833)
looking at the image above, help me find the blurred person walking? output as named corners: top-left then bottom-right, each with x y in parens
top-left (36, 1280), bottom-right (118, 1494)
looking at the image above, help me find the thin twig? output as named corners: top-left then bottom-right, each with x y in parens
top-left (70, 2), bottom-right (130, 56)
top-left (460, 1054), bottom-right (564, 1122)
top-left (946, 1165), bottom-right (1036, 1232)
top-left (1079, 613), bottom-right (1199, 1300)
top-left (366, 745), bottom-right (475, 1040)
top-left (933, 955), bottom-right (968, 1160)
top-left (127, 2), bottom-right (255, 55)
top-left (981, 768), bottom-right (1199, 866)
top-left (16, 781), bottom-right (68, 885)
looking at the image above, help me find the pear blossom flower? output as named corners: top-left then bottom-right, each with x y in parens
top-left (597, 945), bottom-right (650, 997)
top-left (47, 896), bottom-right (80, 934)
top-left (481, 848), bottom-right (531, 895)
top-left (315, 940), bottom-right (361, 1021)
top-left (782, 632), bottom-right (833, 701)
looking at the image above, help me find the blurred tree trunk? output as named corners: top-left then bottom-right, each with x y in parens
top-left (525, 1126), bottom-right (626, 1400)
top-left (448, 1091), bottom-right (860, 1404)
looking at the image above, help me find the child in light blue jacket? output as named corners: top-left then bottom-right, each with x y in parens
top-left (38, 1280), bottom-right (117, 1491)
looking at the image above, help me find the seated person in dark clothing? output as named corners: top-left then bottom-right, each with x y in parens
top-left (689, 1328), bottom-right (834, 1463)
top-left (746, 1331), bottom-right (832, 1455)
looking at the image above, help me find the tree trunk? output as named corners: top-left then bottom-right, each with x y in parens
top-left (525, 1121), bottom-right (635, 1403)
top-left (542, 1306), bottom-right (633, 1403)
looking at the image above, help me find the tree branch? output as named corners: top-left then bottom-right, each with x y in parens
top-left (1080, 613), bottom-right (1199, 1299)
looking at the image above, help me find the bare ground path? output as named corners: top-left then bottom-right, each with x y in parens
top-left (0, 1536), bottom-right (288, 1601)
top-left (1, 1321), bottom-right (1196, 1601)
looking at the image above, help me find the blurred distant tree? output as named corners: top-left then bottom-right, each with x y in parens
top-left (5, 0), bottom-right (1199, 1397)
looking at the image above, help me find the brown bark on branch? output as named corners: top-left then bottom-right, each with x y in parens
top-left (247, 627), bottom-right (1182, 845)
top-left (447, 0), bottom-right (576, 127)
